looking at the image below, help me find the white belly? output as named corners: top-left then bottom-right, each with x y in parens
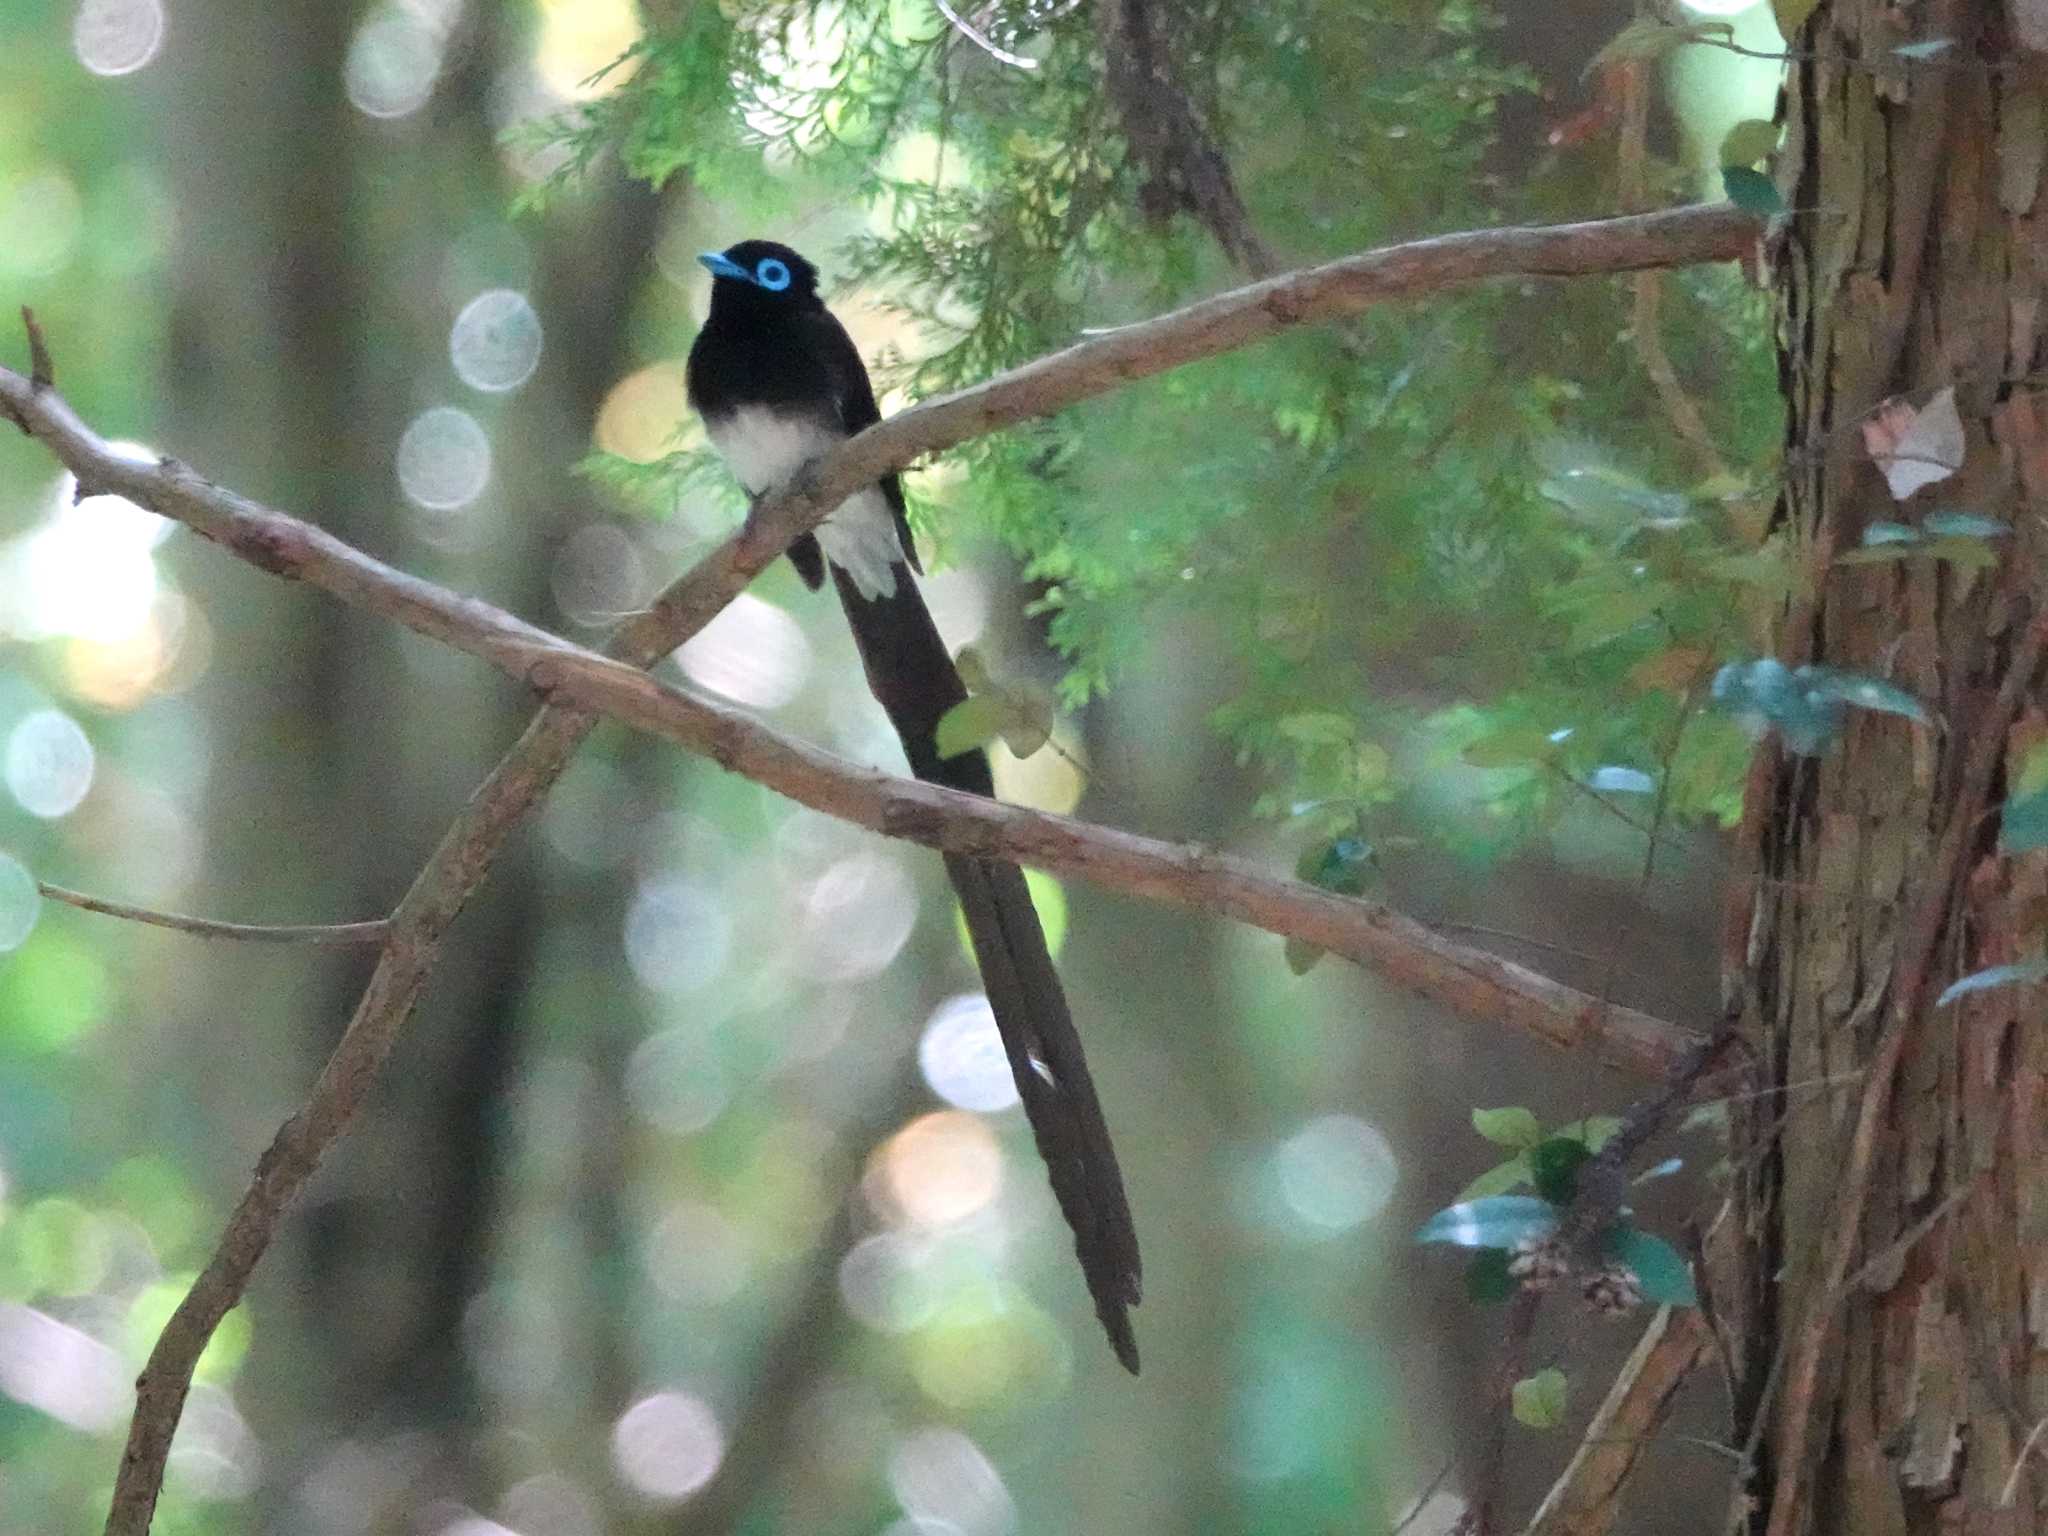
top-left (705, 407), bottom-right (904, 600)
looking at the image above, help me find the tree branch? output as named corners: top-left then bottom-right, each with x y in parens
top-left (0, 357), bottom-right (1705, 1075)
top-left (1522, 1306), bottom-right (1712, 1536)
top-left (34, 880), bottom-right (390, 945)
top-left (0, 205), bottom-right (1751, 1536)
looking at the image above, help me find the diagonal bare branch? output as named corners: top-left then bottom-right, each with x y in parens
top-left (0, 203), bottom-right (1751, 1536)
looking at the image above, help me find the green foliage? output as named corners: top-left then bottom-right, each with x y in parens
top-left (1512, 1366), bottom-right (1568, 1428)
top-left (1599, 1227), bottom-right (1698, 1306)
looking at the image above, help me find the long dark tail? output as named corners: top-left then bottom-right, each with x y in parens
top-left (831, 563), bottom-right (1142, 1373)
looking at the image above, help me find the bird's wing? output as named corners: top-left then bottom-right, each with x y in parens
top-left (803, 308), bottom-right (921, 574)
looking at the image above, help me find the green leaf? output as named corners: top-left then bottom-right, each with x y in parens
top-left (1719, 118), bottom-right (1781, 169)
top-left (1512, 1367), bottom-right (1569, 1429)
top-left (1680, 1102), bottom-right (1730, 1135)
top-left (996, 681), bottom-right (1056, 758)
top-left (2004, 790), bottom-right (2048, 854)
top-left (1564, 1116), bottom-right (1625, 1151)
top-left (1922, 511), bottom-right (2008, 539)
top-left (1284, 936), bottom-right (1326, 975)
top-left (1914, 537), bottom-right (2002, 570)
top-left (1299, 837), bottom-right (1377, 896)
top-left (1723, 166), bottom-right (1783, 215)
top-left (1530, 1136), bottom-right (1595, 1205)
top-left (953, 644), bottom-right (995, 694)
top-left (1416, 1195), bottom-right (1561, 1249)
top-left (1935, 957), bottom-right (2048, 1007)
top-left (1276, 711), bottom-right (1356, 746)
top-left (1601, 1226), bottom-right (1698, 1305)
top-left (1466, 1248), bottom-right (1517, 1304)
top-left (1472, 1106), bottom-right (1544, 1150)
top-left (935, 695), bottom-right (1002, 759)
top-left (1796, 667), bottom-right (1930, 723)
top-left (2015, 741), bottom-right (2048, 800)
top-left (1456, 1154), bottom-right (1534, 1203)
top-left (1461, 725), bottom-right (1563, 768)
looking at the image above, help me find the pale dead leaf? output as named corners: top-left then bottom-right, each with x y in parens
top-left (1862, 386), bottom-right (1965, 500)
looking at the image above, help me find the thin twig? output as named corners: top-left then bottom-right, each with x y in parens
top-left (2001, 1416), bottom-right (2048, 1508)
top-left (1461, 1289), bottom-right (1543, 1536)
top-left (1392, 1459), bottom-right (1457, 1536)
top-left (36, 881), bottom-right (390, 946)
top-left (1522, 1306), bottom-right (1713, 1536)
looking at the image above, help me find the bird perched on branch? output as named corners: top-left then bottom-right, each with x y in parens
top-left (686, 239), bottom-right (1142, 1373)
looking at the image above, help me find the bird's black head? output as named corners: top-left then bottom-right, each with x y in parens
top-left (697, 240), bottom-right (820, 311)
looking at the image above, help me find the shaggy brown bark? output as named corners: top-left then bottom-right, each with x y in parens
top-left (1730, 6), bottom-right (2048, 1532)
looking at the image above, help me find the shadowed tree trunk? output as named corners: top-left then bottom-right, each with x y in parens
top-left (1732, 5), bottom-right (2048, 1532)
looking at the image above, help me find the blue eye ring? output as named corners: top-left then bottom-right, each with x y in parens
top-left (755, 258), bottom-right (792, 291)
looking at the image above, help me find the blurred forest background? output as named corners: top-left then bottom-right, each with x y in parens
top-left (0, 1), bottom-right (1790, 1532)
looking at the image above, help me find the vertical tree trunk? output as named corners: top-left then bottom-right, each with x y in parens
top-left (1735, 5), bottom-right (2048, 1532)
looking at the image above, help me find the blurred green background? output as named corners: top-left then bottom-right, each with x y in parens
top-left (0, 1), bottom-right (1786, 1532)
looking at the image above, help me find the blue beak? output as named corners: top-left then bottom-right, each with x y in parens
top-left (698, 251), bottom-right (752, 283)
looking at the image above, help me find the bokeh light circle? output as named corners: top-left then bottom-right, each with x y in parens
top-left (6, 709), bottom-right (95, 819)
top-left (886, 1428), bottom-right (1015, 1536)
top-left (450, 289), bottom-right (543, 393)
top-left (612, 1391), bottom-right (724, 1500)
top-left (0, 855), bottom-right (41, 952)
top-left (1274, 1114), bottom-right (1398, 1231)
top-left (345, 5), bottom-right (444, 119)
top-left (396, 407), bottom-right (491, 511)
top-left (917, 994), bottom-right (1018, 1113)
top-left (73, 0), bottom-right (166, 76)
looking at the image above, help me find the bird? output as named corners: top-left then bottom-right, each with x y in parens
top-left (686, 239), bottom-right (1142, 1373)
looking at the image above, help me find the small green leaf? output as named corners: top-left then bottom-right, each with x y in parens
top-left (1456, 1154), bottom-right (1534, 1204)
top-left (1284, 936), bottom-right (1326, 976)
top-left (996, 682), bottom-right (1056, 758)
top-left (1512, 1367), bottom-right (1569, 1429)
top-left (1914, 537), bottom-right (2002, 570)
top-left (1922, 511), bottom-right (2008, 539)
top-left (1472, 1106), bottom-right (1544, 1150)
top-left (1797, 666), bottom-right (1929, 723)
top-left (1864, 520), bottom-right (1922, 545)
top-left (1566, 1116), bottom-right (1625, 1151)
top-left (1531, 1137), bottom-right (1595, 1206)
top-left (1416, 1195), bottom-right (1561, 1250)
top-left (1276, 711), bottom-right (1356, 746)
top-left (1601, 1226), bottom-right (1698, 1306)
top-left (1719, 118), bottom-right (1781, 169)
top-left (1935, 957), bottom-right (2048, 1007)
top-left (1461, 726), bottom-right (1563, 768)
top-left (1299, 837), bottom-right (1377, 896)
top-left (2004, 791), bottom-right (2048, 854)
top-left (2015, 740), bottom-right (2048, 800)
top-left (1586, 765), bottom-right (1655, 794)
top-left (1680, 1102), bottom-right (1730, 1135)
top-left (1466, 1248), bottom-right (1517, 1303)
top-left (1723, 166), bottom-right (1783, 215)
top-left (935, 695), bottom-right (1003, 759)
top-left (952, 645), bottom-right (995, 694)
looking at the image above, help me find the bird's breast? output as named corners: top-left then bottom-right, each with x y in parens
top-left (702, 406), bottom-right (836, 498)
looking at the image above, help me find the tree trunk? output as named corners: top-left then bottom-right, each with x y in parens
top-left (1734, 6), bottom-right (2048, 1532)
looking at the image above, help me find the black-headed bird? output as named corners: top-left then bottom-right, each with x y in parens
top-left (686, 239), bottom-right (1141, 1372)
